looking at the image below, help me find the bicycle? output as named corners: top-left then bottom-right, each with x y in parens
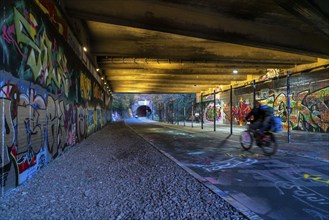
top-left (240, 122), bottom-right (278, 156)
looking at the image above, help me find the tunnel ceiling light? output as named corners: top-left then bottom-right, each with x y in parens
top-left (96, 68), bottom-right (100, 72)
top-left (83, 47), bottom-right (87, 52)
top-left (101, 76), bottom-right (104, 80)
top-left (233, 69), bottom-right (238, 74)
top-left (104, 82), bottom-right (107, 85)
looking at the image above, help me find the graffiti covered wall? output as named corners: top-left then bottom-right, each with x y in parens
top-left (0, 0), bottom-right (109, 195)
top-left (215, 70), bottom-right (329, 133)
top-left (257, 70), bottom-right (329, 133)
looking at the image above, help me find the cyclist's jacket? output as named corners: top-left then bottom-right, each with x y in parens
top-left (246, 105), bottom-right (273, 122)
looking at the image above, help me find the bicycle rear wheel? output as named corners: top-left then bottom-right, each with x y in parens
top-left (240, 131), bottom-right (253, 150)
top-left (261, 132), bottom-right (278, 156)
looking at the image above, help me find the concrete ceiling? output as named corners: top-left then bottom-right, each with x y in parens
top-left (63, 0), bottom-right (329, 94)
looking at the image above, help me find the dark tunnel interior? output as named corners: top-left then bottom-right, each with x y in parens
top-left (136, 105), bottom-right (152, 117)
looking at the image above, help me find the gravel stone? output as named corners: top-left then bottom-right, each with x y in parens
top-left (0, 122), bottom-right (248, 220)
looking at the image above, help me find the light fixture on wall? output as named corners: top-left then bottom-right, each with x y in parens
top-left (83, 47), bottom-right (87, 52)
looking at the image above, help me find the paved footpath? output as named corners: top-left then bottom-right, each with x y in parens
top-left (126, 117), bottom-right (329, 220)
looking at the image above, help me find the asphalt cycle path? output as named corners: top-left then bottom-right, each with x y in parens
top-left (126, 118), bottom-right (329, 220)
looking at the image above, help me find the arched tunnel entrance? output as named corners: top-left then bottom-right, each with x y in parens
top-left (136, 105), bottom-right (152, 117)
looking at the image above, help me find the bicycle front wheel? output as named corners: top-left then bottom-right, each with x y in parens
top-left (240, 130), bottom-right (253, 150)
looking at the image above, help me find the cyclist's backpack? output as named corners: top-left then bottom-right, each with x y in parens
top-left (271, 116), bottom-right (282, 132)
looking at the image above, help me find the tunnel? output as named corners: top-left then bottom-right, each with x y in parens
top-left (136, 105), bottom-right (152, 117)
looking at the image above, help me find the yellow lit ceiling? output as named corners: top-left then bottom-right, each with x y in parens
top-left (63, 0), bottom-right (329, 93)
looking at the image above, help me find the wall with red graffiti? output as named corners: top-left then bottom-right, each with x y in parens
top-left (0, 0), bottom-right (109, 195)
top-left (215, 69), bottom-right (329, 133)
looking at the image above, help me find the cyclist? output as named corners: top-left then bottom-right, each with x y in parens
top-left (245, 101), bottom-right (273, 136)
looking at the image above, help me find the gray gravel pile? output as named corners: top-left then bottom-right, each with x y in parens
top-left (0, 122), bottom-right (248, 220)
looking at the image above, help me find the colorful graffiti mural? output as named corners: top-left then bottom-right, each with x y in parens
top-left (205, 103), bottom-right (221, 122)
top-left (0, 0), bottom-right (109, 196)
top-left (93, 82), bottom-right (103, 101)
top-left (80, 72), bottom-right (91, 100)
top-left (34, 0), bottom-right (68, 39)
top-left (218, 79), bottom-right (329, 133)
top-left (264, 87), bottom-right (329, 132)
top-left (0, 79), bottom-right (81, 188)
top-left (222, 99), bottom-right (251, 125)
top-left (2, 6), bottom-right (71, 97)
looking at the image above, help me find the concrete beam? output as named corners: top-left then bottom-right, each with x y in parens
top-left (91, 30), bottom-right (318, 63)
top-left (104, 68), bottom-right (263, 75)
top-left (65, 0), bottom-right (329, 57)
top-left (112, 87), bottom-right (212, 94)
top-left (110, 79), bottom-right (231, 87)
top-left (105, 74), bottom-right (247, 81)
top-left (99, 62), bottom-right (294, 70)
top-left (274, 0), bottom-right (329, 36)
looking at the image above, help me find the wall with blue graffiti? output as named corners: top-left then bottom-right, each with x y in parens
top-left (0, 0), bottom-right (109, 195)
